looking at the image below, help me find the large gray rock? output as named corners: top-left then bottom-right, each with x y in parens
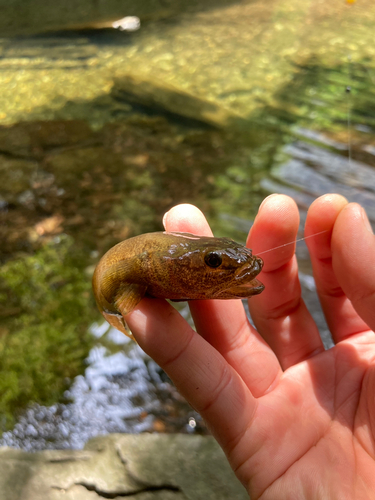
top-left (0, 433), bottom-right (248, 500)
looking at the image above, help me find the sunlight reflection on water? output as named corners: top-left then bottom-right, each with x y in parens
top-left (1, 314), bottom-right (204, 451)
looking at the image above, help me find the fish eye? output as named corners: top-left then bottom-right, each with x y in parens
top-left (204, 252), bottom-right (222, 268)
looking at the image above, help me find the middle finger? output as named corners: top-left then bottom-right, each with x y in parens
top-left (248, 195), bottom-right (325, 370)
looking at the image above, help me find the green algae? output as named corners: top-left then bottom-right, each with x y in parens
top-left (0, 236), bottom-right (95, 429)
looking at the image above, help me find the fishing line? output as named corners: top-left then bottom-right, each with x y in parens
top-left (346, 54), bottom-right (352, 167)
top-left (258, 55), bottom-right (355, 257)
top-left (256, 230), bottom-right (328, 256)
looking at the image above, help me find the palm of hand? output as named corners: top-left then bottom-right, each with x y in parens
top-left (127, 194), bottom-right (375, 499)
top-left (248, 337), bottom-right (375, 498)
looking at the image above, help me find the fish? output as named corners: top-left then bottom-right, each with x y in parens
top-left (92, 231), bottom-right (264, 338)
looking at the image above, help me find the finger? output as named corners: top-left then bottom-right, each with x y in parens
top-left (332, 202), bottom-right (375, 333)
top-left (126, 299), bottom-right (256, 455)
top-left (305, 196), bottom-right (371, 342)
top-left (164, 204), bottom-right (281, 396)
top-left (163, 203), bottom-right (214, 236)
top-left (305, 195), bottom-right (369, 343)
top-left (248, 195), bottom-right (324, 369)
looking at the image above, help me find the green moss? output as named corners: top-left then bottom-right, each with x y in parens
top-left (0, 235), bottom-right (95, 429)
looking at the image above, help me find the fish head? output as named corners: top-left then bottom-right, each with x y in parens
top-left (154, 232), bottom-right (264, 299)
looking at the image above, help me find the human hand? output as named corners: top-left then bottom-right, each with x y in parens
top-left (126, 194), bottom-right (375, 499)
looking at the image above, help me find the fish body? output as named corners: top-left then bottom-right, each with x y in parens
top-left (92, 231), bottom-right (264, 336)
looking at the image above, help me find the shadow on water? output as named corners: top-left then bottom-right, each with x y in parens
top-left (1, 43), bottom-right (375, 447)
top-left (263, 56), bottom-right (375, 135)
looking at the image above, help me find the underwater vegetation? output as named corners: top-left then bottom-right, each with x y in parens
top-left (0, 236), bottom-right (94, 429)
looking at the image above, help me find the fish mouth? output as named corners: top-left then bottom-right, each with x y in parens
top-left (215, 258), bottom-right (264, 298)
top-left (234, 257), bottom-right (263, 281)
top-left (235, 278), bottom-right (264, 295)
top-left (214, 277), bottom-right (264, 298)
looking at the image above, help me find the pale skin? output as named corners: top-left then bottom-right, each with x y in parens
top-left (125, 193), bottom-right (375, 499)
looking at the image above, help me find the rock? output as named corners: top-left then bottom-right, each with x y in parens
top-left (284, 141), bottom-right (375, 193)
top-left (272, 157), bottom-right (375, 223)
top-left (111, 74), bottom-right (248, 130)
top-left (0, 433), bottom-right (247, 500)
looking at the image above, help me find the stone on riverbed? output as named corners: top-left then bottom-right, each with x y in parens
top-left (0, 433), bottom-right (247, 500)
top-left (111, 74), bottom-right (249, 130)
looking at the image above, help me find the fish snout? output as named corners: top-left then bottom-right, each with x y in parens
top-left (254, 256), bottom-right (264, 272)
top-left (235, 256), bottom-right (263, 280)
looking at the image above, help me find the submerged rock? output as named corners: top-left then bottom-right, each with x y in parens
top-left (112, 74), bottom-right (249, 130)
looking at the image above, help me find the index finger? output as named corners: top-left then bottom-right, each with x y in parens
top-left (164, 203), bottom-right (281, 397)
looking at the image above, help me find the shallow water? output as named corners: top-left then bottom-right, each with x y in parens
top-left (1, 317), bottom-right (205, 450)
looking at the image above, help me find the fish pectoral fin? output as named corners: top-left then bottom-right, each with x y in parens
top-left (101, 310), bottom-right (135, 340)
top-left (114, 283), bottom-right (147, 317)
top-left (100, 283), bottom-right (146, 341)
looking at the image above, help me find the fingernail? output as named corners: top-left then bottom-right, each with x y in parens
top-left (361, 207), bottom-right (373, 234)
top-left (162, 211), bottom-right (169, 229)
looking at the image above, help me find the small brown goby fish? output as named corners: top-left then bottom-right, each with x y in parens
top-left (92, 231), bottom-right (264, 337)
